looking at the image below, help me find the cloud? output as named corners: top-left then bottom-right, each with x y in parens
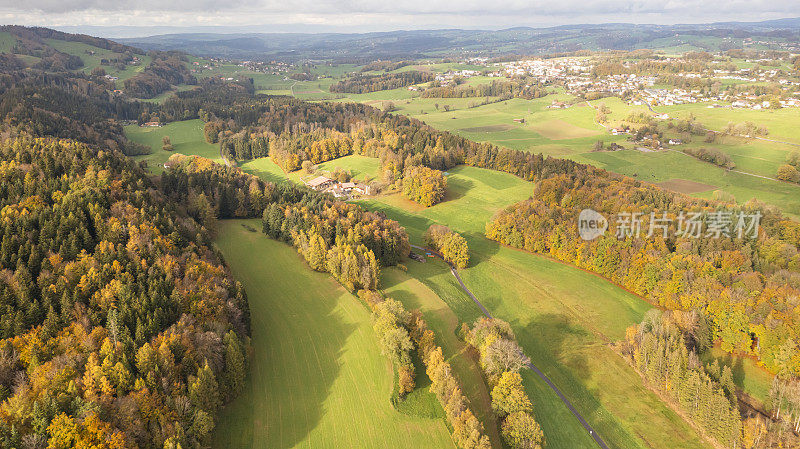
top-left (1, 0), bottom-right (798, 29)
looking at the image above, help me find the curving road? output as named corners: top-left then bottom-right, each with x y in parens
top-left (409, 244), bottom-right (610, 449)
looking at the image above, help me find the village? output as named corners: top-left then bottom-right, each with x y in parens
top-left (454, 54), bottom-right (800, 111)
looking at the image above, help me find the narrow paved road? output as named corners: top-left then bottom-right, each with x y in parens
top-left (409, 244), bottom-right (610, 449)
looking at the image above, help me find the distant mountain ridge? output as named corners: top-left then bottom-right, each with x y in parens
top-left (109, 18), bottom-right (800, 60)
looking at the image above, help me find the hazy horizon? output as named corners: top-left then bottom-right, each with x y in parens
top-left (2, 0), bottom-right (799, 37)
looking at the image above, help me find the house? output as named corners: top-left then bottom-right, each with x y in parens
top-left (668, 139), bottom-right (683, 145)
top-left (355, 184), bottom-right (372, 195)
top-left (306, 176), bottom-right (334, 191)
top-left (142, 121), bottom-right (162, 127)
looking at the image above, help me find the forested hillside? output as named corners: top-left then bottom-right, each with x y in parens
top-left (485, 168), bottom-right (800, 376)
top-left (0, 71), bottom-right (153, 154)
top-left (0, 137), bottom-right (249, 448)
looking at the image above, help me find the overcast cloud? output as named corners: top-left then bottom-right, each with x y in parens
top-left (1, 0), bottom-right (799, 33)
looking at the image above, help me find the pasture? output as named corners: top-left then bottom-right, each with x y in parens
top-left (315, 81), bottom-right (800, 218)
top-left (577, 149), bottom-right (800, 218)
top-left (44, 38), bottom-right (152, 84)
top-left (124, 119), bottom-right (222, 172)
top-left (656, 178), bottom-right (718, 194)
top-left (382, 268), bottom-right (502, 447)
top-left (357, 165), bottom-right (711, 449)
top-left (212, 220), bottom-right (455, 449)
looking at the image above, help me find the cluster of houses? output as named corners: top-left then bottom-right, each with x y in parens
top-left (462, 55), bottom-right (800, 112)
top-left (640, 87), bottom-right (698, 106)
top-left (434, 69), bottom-right (483, 85)
top-left (305, 176), bottom-right (372, 198)
top-left (490, 58), bottom-right (590, 82)
top-left (239, 60), bottom-right (293, 76)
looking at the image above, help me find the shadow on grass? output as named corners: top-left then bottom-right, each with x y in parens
top-left (442, 176), bottom-right (474, 203)
top-left (240, 165), bottom-right (290, 185)
top-left (514, 313), bottom-right (625, 448)
top-left (212, 224), bottom-right (352, 449)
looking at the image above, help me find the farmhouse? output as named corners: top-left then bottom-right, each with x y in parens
top-left (142, 121), bottom-right (162, 127)
top-left (306, 176), bottom-right (334, 191)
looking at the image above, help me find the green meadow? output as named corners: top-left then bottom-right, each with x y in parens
top-left (363, 91), bottom-right (800, 218)
top-left (44, 38), bottom-right (152, 84)
top-left (381, 268), bottom-right (502, 447)
top-left (124, 119), bottom-right (222, 172)
top-left (356, 165), bottom-right (711, 449)
top-left (577, 148), bottom-right (800, 217)
top-left (212, 220), bottom-right (455, 449)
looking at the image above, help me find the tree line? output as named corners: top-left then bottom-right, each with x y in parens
top-left (420, 79), bottom-right (549, 100)
top-left (465, 318), bottom-right (544, 449)
top-left (682, 147), bottom-right (736, 169)
top-left (619, 310), bottom-right (741, 447)
top-left (485, 166), bottom-right (800, 377)
top-left (329, 70), bottom-right (434, 93)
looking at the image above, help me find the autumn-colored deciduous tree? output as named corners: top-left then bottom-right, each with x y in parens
top-left (491, 371), bottom-right (532, 417)
top-left (424, 224), bottom-right (469, 268)
top-left (777, 164), bottom-right (800, 183)
top-left (402, 165), bottom-right (447, 207)
top-left (501, 411), bottom-right (544, 449)
top-left (46, 413), bottom-right (127, 449)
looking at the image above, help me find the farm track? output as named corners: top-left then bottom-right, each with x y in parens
top-left (409, 244), bottom-right (610, 449)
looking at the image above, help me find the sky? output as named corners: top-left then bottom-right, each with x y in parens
top-left (2, 0), bottom-right (800, 35)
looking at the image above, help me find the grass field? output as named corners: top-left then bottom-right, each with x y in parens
top-left (313, 155), bottom-right (381, 182)
top-left (124, 119), bottom-right (222, 172)
top-left (382, 268), bottom-right (502, 447)
top-left (298, 81), bottom-right (800, 218)
top-left (212, 220), bottom-right (455, 449)
top-left (44, 38), bottom-right (152, 84)
top-left (238, 157), bottom-right (290, 184)
top-left (234, 160), bottom-right (699, 447)
top-left (0, 32), bottom-right (16, 53)
top-left (140, 84), bottom-right (196, 104)
top-left (355, 165), bottom-right (713, 449)
top-left (576, 148), bottom-right (800, 217)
